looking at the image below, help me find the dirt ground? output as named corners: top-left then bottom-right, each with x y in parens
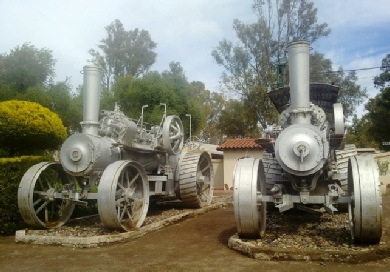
top-left (1, 192), bottom-right (389, 272)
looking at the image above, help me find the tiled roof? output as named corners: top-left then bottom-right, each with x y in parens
top-left (216, 138), bottom-right (263, 151)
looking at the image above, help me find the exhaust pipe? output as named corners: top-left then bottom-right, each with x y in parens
top-left (287, 41), bottom-right (310, 111)
top-left (80, 65), bottom-right (101, 135)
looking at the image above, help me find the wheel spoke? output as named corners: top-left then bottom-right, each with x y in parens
top-left (119, 204), bottom-right (127, 220)
top-left (129, 173), bottom-right (140, 188)
top-left (125, 170), bottom-right (130, 188)
top-left (125, 208), bottom-right (133, 223)
top-left (35, 200), bottom-right (49, 214)
top-left (115, 197), bottom-right (125, 205)
top-left (37, 177), bottom-right (44, 190)
top-left (33, 197), bottom-right (42, 207)
top-left (200, 165), bottom-right (210, 174)
top-left (43, 177), bottom-right (52, 189)
top-left (117, 181), bottom-right (126, 191)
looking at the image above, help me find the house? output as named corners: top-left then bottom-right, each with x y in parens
top-left (217, 138), bottom-right (264, 190)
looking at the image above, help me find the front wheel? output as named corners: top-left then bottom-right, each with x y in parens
top-left (18, 162), bottom-right (76, 228)
top-left (348, 155), bottom-right (382, 243)
top-left (233, 158), bottom-right (267, 238)
top-left (98, 161), bottom-right (149, 231)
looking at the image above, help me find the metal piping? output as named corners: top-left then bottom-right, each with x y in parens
top-left (80, 65), bottom-right (101, 135)
top-left (287, 41), bottom-right (310, 110)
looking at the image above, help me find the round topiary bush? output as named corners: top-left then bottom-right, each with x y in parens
top-left (0, 100), bottom-right (67, 156)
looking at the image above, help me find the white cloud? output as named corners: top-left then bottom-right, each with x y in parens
top-left (314, 0), bottom-right (390, 28)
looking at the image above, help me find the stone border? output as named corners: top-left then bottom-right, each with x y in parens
top-left (15, 202), bottom-right (230, 248)
top-left (228, 234), bottom-right (390, 263)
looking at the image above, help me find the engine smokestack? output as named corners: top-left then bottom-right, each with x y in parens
top-left (287, 41), bottom-right (310, 110)
top-left (80, 65), bottom-right (101, 135)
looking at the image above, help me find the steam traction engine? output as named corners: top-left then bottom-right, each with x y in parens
top-left (18, 65), bottom-right (214, 231)
top-left (233, 41), bottom-right (382, 243)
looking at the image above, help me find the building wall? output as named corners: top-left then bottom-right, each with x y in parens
top-left (223, 150), bottom-right (264, 190)
top-left (212, 159), bottom-right (224, 190)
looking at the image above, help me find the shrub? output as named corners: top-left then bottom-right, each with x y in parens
top-left (0, 156), bottom-right (49, 235)
top-left (377, 159), bottom-right (390, 176)
top-left (0, 100), bottom-right (67, 156)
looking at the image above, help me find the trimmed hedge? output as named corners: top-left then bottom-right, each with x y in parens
top-left (0, 100), bottom-right (67, 156)
top-left (0, 156), bottom-right (49, 235)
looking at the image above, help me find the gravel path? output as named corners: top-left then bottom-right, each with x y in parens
top-left (23, 194), bottom-right (233, 238)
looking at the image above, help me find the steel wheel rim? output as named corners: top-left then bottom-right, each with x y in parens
top-left (18, 162), bottom-right (76, 228)
top-left (233, 158), bottom-right (267, 238)
top-left (98, 161), bottom-right (149, 231)
top-left (348, 155), bottom-right (382, 243)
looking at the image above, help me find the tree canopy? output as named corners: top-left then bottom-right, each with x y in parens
top-left (363, 56), bottom-right (390, 151)
top-left (0, 43), bottom-right (56, 93)
top-left (89, 19), bottom-right (157, 89)
top-left (0, 44), bottom-right (78, 131)
top-left (107, 62), bottom-right (203, 140)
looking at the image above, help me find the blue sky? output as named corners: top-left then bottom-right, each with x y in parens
top-left (1, 0), bottom-right (389, 117)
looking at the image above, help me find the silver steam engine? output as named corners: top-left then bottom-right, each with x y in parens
top-left (18, 65), bottom-right (214, 231)
top-left (233, 41), bottom-right (382, 243)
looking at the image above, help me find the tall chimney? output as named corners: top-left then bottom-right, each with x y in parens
top-left (287, 41), bottom-right (310, 110)
top-left (80, 65), bottom-right (101, 135)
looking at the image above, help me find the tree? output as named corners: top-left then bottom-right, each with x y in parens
top-left (0, 43), bottom-right (56, 93)
top-left (309, 52), bottom-right (368, 116)
top-left (374, 54), bottom-right (390, 88)
top-left (363, 55), bottom-right (390, 151)
top-left (183, 81), bottom-right (226, 144)
top-left (218, 99), bottom-right (261, 138)
top-left (212, 0), bottom-right (331, 128)
top-left (111, 62), bottom-right (202, 139)
top-left (363, 88), bottom-right (390, 151)
top-left (0, 100), bottom-right (67, 156)
top-left (89, 19), bottom-right (157, 89)
top-left (346, 114), bottom-right (379, 149)
top-left (0, 43), bottom-right (79, 130)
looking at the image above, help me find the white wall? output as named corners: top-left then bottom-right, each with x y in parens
top-left (212, 159), bottom-right (224, 190)
top-left (222, 150), bottom-right (264, 190)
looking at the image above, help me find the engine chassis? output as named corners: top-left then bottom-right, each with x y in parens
top-left (18, 65), bottom-right (214, 231)
top-left (232, 41), bottom-right (382, 244)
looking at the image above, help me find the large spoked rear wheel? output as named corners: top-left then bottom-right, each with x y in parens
top-left (178, 151), bottom-right (214, 208)
top-left (18, 162), bottom-right (76, 228)
top-left (233, 157), bottom-right (267, 239)
top-left (348, 155), bottom-right (382, 243)
top-left (98, 161), bottom-right (149, 231)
